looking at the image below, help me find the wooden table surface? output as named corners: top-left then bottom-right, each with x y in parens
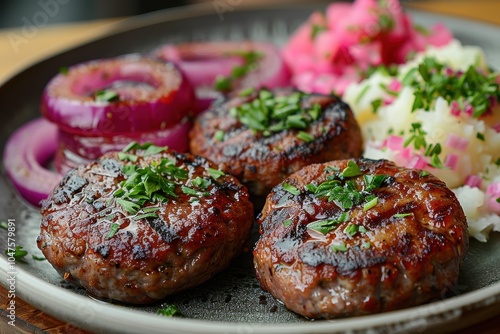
top-left (1, 1), bottom-right (500, 333)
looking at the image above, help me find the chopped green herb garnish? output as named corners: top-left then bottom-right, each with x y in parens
top-left (420, 171), bottom-right (430, 177)
top-left (363, 196), bottom-right (378, 211)
top-left (340, 161), bottom-right (362, 178)
top-left (361, 241), bottom-right (371, 249)
top-left (59, 66), bottom-right (69, 75)
top-left (0, 221), bottom-right (7, 230)
top-left (344, 224), bottom-right (359, 237)
top-left (296, 131), bottom-right (315, 142)
top-left (331, 242), bottom-right (348, 253)
top-left (115, 198), bottom-right (140, 215)
top-left (404, 57), bottom-right (500, 117)
top-left (214, 51), bottom-right (263, 92)
top-left (477, 132), bottom-right (485, 141)
top-left (358, 225), bottom-right (368, 233)
top-left (230, 89), bottom-right (323, 137)
top-left (182, 186), bottom-right (199, 196)
top-left (283, 219), bottom-right (292, 228)
top-left (311, 23), bottom-right (327, 40)
top-left (5, 246), bottom-right (28, 262)
top-left (95, 89), bottom-right (120, 103)
top-left (364, 174), bottom-right (388, 192)
top-left (282, 182), bottom-right (300, 195)
top-left (393, 213), bottom-right (413, 218)
top-left (355, 85), bottom-right (370, 104)
top-left (118, 152), bottom-right (138, 162)
top-left (143, 145), bottom-right (168, 156)
top-left (239, 87), bottom-right (255, 97)
top-left (430, 154), bottom-right (446, 169)
top-left (32, 255), bottom-right (46, 261)
top-left (207, 167), bottom-right (225, 179)
top-left (371, 98), bottom-right (383, 113)
top-left (307, 213), bottom-right (349, 235)
top-left (191, 176), bottom-right (211, 189)
top-left (404, 123), bottom-right (427, 150)
top-left (113, 156), bottom-right (190, 214)
top-left (157, 304), bottom-right (181, 317)
top-left (122, 141), bottom-right (142, 153)
top-left (214, 130), bottom-right (225, 142)
top-left (106, 223), bottom-right (120, 239)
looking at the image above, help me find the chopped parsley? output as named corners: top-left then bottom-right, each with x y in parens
top-left (283, 219), bottom-right (292, 228)
top-left (32, 255), bottom-right (46, 261)
top-left (307, 161), bottom-right (387, 212)
top-left (157, 304), bottom-right (182, 317)
top-left (5, 246), bottom-right (28, 263)
top-left (106, 223), bottom-right (120, 239)
top-left (207, 167), bottom-right (225, 179)
top-left (95, 89), bottom-right (120, 103)
top-left (331, 242), bottom-right (348, 253)
top-left (229, 89), bottom-right (322, 137)
top-left (393, 213), bottom-right (413, 218)
top-left (282, 182), bottom-right (300, 196)
top-left (363, 195), bottom-right (378, 211)
top-left (307, 212), bottom-right (349, 235)
top-left (213, 130), bottom-right (225, 142)
top-left (296, 131), bottom-right (315, 142)
top-left (344, 224), bottom-right (359, 237)
top-left (311, 23), bottom-right (327, 40)
top-left (477, 132), bottom-right (485, 141)
top-left (340, 161), bottom-right (362, 178)
top-left (405, 57), bottom-right (500, 117)
top-left (112, 143), bottom-right (225, 217)
top-left (215, 50), bottom-right (263, 92)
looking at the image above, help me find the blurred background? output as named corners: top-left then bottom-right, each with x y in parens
top-left (0, 0), bottom-right (190, 28)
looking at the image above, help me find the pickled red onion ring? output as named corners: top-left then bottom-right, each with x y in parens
top-left (41, 56), bottom-right (194, 136)
top-left (155, 42), bottom-right (291, 114)
top-left (54, 120), bottom-right (192, 173)
top-left (3, 118), bottom-right (63, 206)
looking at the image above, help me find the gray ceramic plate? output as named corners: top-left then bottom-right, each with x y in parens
top-left (1, 2), bottom-right (500, 333)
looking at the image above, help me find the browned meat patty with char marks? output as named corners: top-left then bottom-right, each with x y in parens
top-left (37, 147), bottom-right (254, 304)
top-left (190, 89), bottom-right (363, 196)
top-left (253, 159), bottom-right (468, 319)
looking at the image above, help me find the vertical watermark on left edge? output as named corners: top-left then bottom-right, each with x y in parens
top-left (5, 219), bottom-right (18, 327)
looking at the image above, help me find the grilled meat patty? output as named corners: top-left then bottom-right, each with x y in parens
top-left (190, 89), bottom-right (363, 197)
top-left (253, 159), bottom-right (468, 319)
top-left (37, 146), bottom-right (254, 304)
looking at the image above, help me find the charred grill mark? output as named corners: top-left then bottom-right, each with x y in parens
top-left (298, 242), bottom-right (386, 274)
top-left (147, 217), bottom-right (179, 243)
top-left (95, 245), bottom-right (111, 259)
top-left (100, 158), bottom-right (122, 174)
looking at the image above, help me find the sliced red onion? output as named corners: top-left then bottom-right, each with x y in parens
top-left (41, 55), bottom-right (194, 136)
top-left (54, 120), bottom-right (192, 173)
top-left (3, 118), bottom-right (62, 206)
top-left (154, 42), bottom-right (291, 114)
